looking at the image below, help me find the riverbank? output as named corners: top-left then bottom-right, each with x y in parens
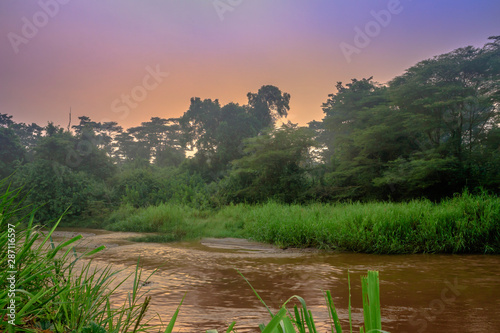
top-left (96, 190), bottom-right (500, 254)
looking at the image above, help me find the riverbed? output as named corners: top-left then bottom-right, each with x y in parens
top-left (50, 228), bottom-right (500, 332)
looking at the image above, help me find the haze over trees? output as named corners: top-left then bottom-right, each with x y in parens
top-left (2, 37), bottom-right (499, 223)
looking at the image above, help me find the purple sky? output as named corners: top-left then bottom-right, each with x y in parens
top-left (1, 0), bottom-right (499, 129)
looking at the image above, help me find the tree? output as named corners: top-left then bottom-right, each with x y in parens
top-left (1, 113), bottom-right (43, 161)
top-left (179, 85), bottom-right (291, 180)
top-left (13, 159), bottom-right (107, 222)
top-left (0, 114), bottom-right (14, 127)
top-left (11, 122), bottom-right (43, 160)
top-left (0, 127), bottom-right (25, 178)
top-left (214, 102), bottom-right (261, 167)
top-left (384, 37), bottom-right (500, 197)
top-left (179, 98), bottom-right (222, 155)
top-left (34, 122), bottom-right (74, 165)
top-left (247, 85), bottom-right (290, 129)
top-left (317, 78), bottom-right (412, 199)
top-left (11, 121), bottom-right (115, 222)
top-left (121, 117), bottom-right (185, 167)
top-left (313, 38), bottom-right (500, 201)
top-left (179, 99), bottom-right (257, 179)
top-left (222, 123), bottom-right (317, 203)
top-left (72, 116), bottom-right (123, 159)
top-left (32, 122), bottom-right (116, 180)
top-left (114, 131), bottom-right (150, 166)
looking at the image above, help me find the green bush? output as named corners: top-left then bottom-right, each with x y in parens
top-left (13, 160), bottom-right (108, 223)
top-left (112, 166), bottom-right (212, 209)
top-left (106, 203), bottom-right (188, 233)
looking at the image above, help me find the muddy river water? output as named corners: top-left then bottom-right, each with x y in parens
top-left (50, 228), bottom-right (500, 332)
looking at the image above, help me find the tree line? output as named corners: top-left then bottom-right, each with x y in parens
top-left (1, 37), bottom-right (499, 222)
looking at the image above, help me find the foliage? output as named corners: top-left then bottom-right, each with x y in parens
top-left (313, 37), bottom-right (500, 201)
top-left (220, 123), bottom-right (317, 203)
top-left (247, 85), bottom-right (291, 129)
top-left (179, 85), bottom-right (290, 180)
top-left (13, 160), bottom-right (108, 223)
top-left (112, 166), bottom-right (212, 209)
top-left (105, 202), bottom-right (247, 241)
top-left (318, 77), bottom-right (412, 200)
top-left (0, 182), bottom-right (177, 332)
top-left (0, 127), bottom-right (25, 178)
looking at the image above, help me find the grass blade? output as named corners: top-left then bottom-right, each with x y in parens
top-left (361, 271), bottom-right (382, 333)
top-left (163, 293), bottom-right (186, 333)
top-left (261, 307), bottom-right (288, 333)
top-left (225, 321), bottom-right (236, 333)
top-left (325, 290), bottom-right (342, 333)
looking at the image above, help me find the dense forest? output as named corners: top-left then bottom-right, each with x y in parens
top-left (2, 37), bottom-right (499, 224)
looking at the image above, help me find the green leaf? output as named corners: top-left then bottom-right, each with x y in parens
top-left (163, 293), bottom-right (185, 333)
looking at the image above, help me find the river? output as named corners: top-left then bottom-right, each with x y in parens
top-left (50, 228), bottom-right (500, 332)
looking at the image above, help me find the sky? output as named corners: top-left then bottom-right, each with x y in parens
top-left (1, 0), bottom-right (499, 130)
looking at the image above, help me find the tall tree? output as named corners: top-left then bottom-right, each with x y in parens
top-left (214, 102), bottom-right (260, 167)
top-left (179, 98), bottom-right (222, 155)
top-left (72, 116), bottom-right (123, 158)
top-left (0, 114), bottom-right (14, 127)
top-left (0, 113), bottom-right (43, 160)
top-left (126, 117), bottom-right (184, 167)
top-left (179, 85), bottom-right (291, 180)
top-left (114, 131), bottom-right (150, 166)
top-left (247, 85), bottom-right (290, 129)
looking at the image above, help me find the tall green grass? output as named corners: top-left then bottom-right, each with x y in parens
top-left (105, 190), bottom-right (500, 254)
top-left (244, 190), bottom-right (500, 253)
top-left (105, 203), bottom-right (248, 242)
top-left (0, 182), bottom-right (178, 332)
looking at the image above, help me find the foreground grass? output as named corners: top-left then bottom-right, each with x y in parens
top-left (0, 185), bottom-right (176, 332)
top-left (105, 190), bottom-right (500, 254)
